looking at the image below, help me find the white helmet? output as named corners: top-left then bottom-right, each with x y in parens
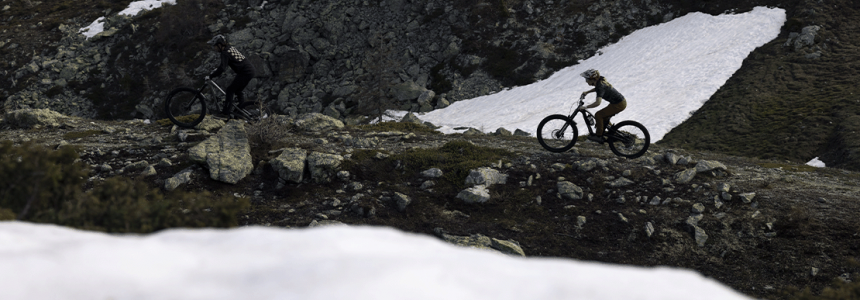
top-left (580, 69), bottom-right (600, 80)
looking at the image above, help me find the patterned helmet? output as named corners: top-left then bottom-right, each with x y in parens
top-left (207, 34), bottom-right (228, 46)
top-left (580, 69), bottom-right (600, 80)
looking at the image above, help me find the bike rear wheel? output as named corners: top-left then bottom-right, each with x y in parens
top-left (165, 87), bottom-right (207, 128)
top-left (537, 114), bottom-right (578, 153)
top-left (606, 120), bottom-right (650, 158)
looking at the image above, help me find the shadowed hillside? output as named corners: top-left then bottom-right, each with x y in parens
top-left (660, 0), bottom-right (860, 171)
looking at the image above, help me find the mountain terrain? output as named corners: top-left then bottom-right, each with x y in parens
top-left (3, 0), bottom-right (859, 170)
top-left (1, 0), bottom-right (860, 299)
top-left (1, 109), bottom-right (859, 300)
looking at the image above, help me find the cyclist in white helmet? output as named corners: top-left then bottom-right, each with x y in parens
top-left (206, 34), bottom-right (256, 118)
top-left (580, 69), bottom-right (627, 143)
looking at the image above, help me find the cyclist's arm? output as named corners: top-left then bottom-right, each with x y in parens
top-left (586, 97), bottom-right (602, 109)
top-left (210, 51), bottom-right (228, 78)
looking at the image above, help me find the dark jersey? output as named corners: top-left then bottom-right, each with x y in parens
top-left (595, 78), bottom-right (625, 104)
top-left (211, 46), bottom-right (255, 78)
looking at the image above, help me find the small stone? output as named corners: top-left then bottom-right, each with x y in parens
top-left (739, 192), bottom-right (756, 203)
top-left (420, 180), bottom-right (435, 190)
top-left (691, 203), bottom-right (705, 214)
top-left (394, 192), bottom-right (411, 211)
top-left (645, 222), bottom-right (655, 237)
top-left (421, 167), bottom-right (443, 178)
top-left (694, 226), bottom-right (708, 247)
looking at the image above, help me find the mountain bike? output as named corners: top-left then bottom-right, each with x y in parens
top-left (164, 78), bottom-right (262, 128)
top-left (536, 95), bottom-right (650, 158)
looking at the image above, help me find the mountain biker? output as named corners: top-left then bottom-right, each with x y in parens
top-left (206, 34), bottom-right (256, 118)
top-left (580, 69), bottom-right (626, 143)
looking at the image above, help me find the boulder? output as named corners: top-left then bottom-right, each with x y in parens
top-left (390, 81), bottom-right (426, 101)
top-left (270, 148), bottom-right (308, 183)
top-left (400, 113), bottom-right (423, 124)
top-left (393, 192), bottom-right (412, 212)
top-left (295, 113), bottom-right (345, 132)
top-left (738, 192), bottom-right (756, 203)
top-left (696, 160), bottom-right (728, 176)
top-left (195, 116), bottom-right (226, 132)
top-left (674, 168), bottom-right (697, 184)
top-left (421, 168), bottom-right (443, 178)
top-left (188, 120), bottom-right (253, 184)
top-left (164, 167), bottom-right (195, 191)
top-left (607, 177), bottom-right (635, 188)
top-left (3, 109), bottom-right (69, 129)
top-left (513, 129), bottom-right (531, 137)
top-left (307, 152), bottom-right (344, 183)
top-left (557, 181), bottom-right (584, 200)
top-left (457, 185), bottom-right (491, 203)
top-left (494, 128), bottom-right (512, 136)
top-left (490, 238), bottom-right (526, 256)
top-left (464, 167), bottom-right (508, 186)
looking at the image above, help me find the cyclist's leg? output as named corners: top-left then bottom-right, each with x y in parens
top-left (595, 99), bottom-right (627, 136)
top-left (224, 74), bottom-right (253, 114)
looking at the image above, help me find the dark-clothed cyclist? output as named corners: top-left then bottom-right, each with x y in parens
top-left (206, 34), bottom-right (256, 117)
top-left (580, 69), bottom-right (627, 143)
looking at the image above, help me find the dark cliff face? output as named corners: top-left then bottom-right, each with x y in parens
top-left (2, 0), bottom-right (859, 170)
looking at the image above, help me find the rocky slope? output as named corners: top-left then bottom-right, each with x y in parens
top-left (2, 108), bottom-right (859, 299)
top-left (13, 0), bottom-right (860, 169)
top-left (660, 0), bottom-right (860, 171)
top-left (2, 0), bottom-right (860, 298)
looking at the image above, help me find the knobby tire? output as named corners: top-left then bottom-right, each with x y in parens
top-left (165, 87), bottom-right (207, 128)
top-left (537, 114), bottom-right (578, 153)
top-left (606, 120), bottom-right (650, 158)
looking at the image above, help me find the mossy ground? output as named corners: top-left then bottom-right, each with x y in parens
top-left (660, 0), bottom-right (860, 171)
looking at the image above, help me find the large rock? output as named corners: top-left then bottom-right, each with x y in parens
top-left (295, 113), bottom-right (345, 132)
top-left (3, 109), bottom-right (69, 129)
top-left (390, 81), bottom-right (426, 101)
top-left (464, 167), bottom-right (508, 187)
top-left (393, 192), bottom-right (412, 212)
top-left (557, 181), bottom-right (584, 200)
top-left (307, 152), bottom-right (344, 183)
top-left (270, 148), bottom-right (308, 183)
top-left (188, 120), bottom-right (253, 184)
top-left (437, 231), bottom-right (525, 256)
top-left (421, 168), bottom-right (443, 178)
top-left (195, 116), bottom-right (226, 132)
top-left (399, 112), bottom-right (423, 124)
top-left (695, 160), bottom-right (728, 177)
top-left (457, 185), bottom-right (491, 203)
top-left (164, 167), bottom-right (194, 191)
top-left (674, 168), bottom-right (697, 184)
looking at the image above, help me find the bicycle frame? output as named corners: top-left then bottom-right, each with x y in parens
top-left (563, 99), bottom-right (599, 137)
top-left (193, 79), bottom-right (227, 113)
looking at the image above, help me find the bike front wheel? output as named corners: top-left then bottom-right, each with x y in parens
top-left (606, 120), bottom-right (650, 158)
top-left (537, 114), bottom-right (578, 153)
top-left (165, 87), bottom-right (207, 128)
